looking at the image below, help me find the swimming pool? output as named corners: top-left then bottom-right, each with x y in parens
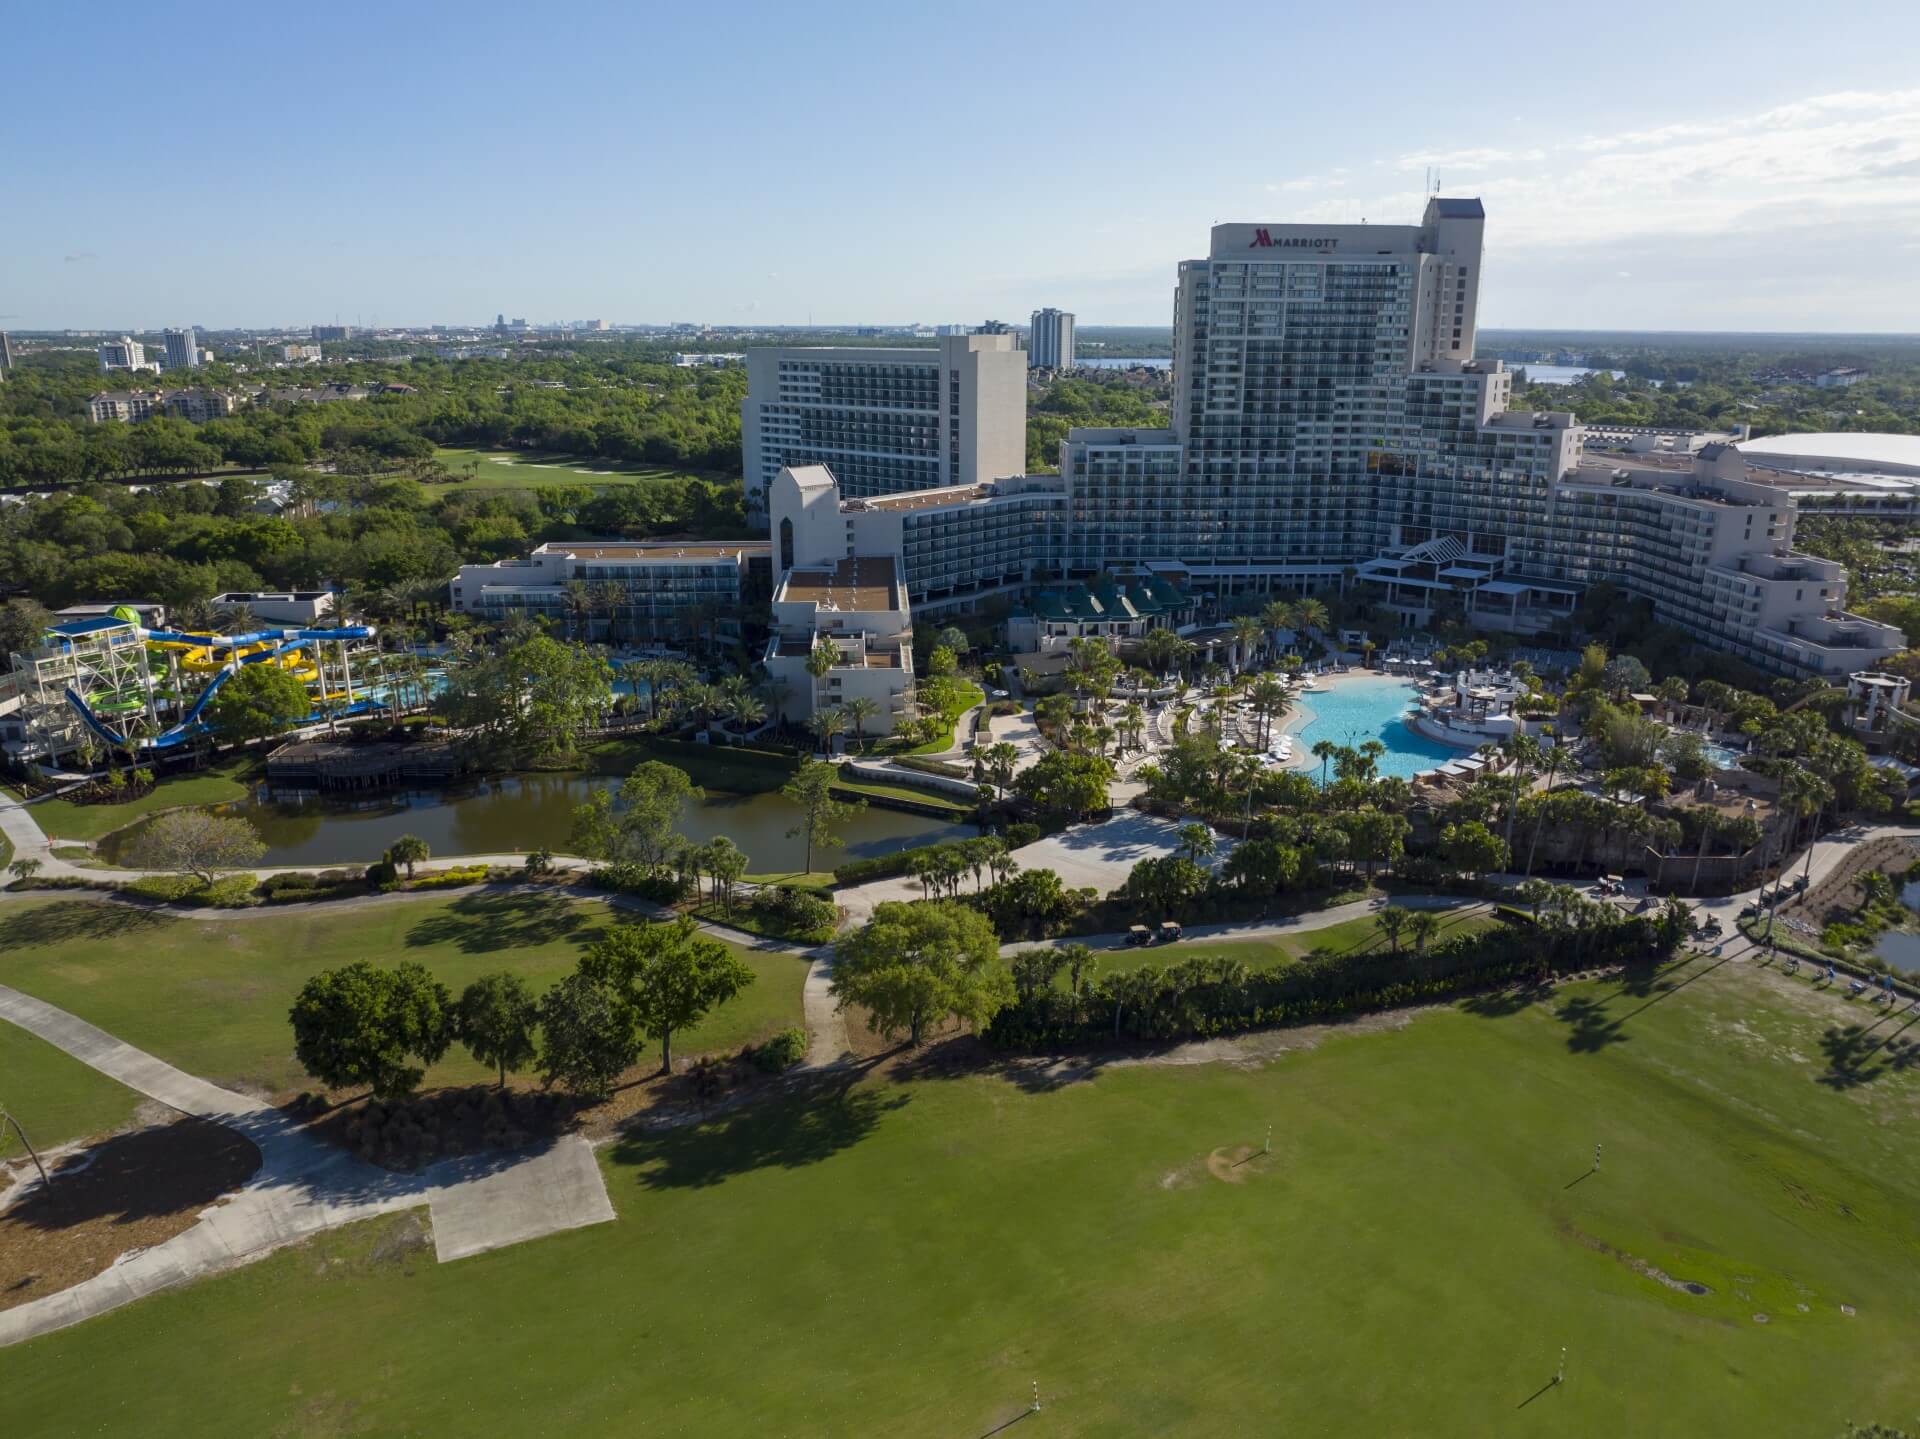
top-left (1287, 675), bottom-right (1467, 782)
top-left (1704, 742), bottom-right (1744, 770)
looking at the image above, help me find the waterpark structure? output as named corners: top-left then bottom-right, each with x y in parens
top-left (0, 608), bottom-right (383, 764)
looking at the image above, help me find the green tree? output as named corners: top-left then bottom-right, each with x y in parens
top-left (456, 971), bottom-right (539, 1088)
top-left (1176, 821), bottom-right (1216, 865)
top-left (583, 918), bottom-right (756, 1074)
top-left (783, 759), bottom-right (863, 872)
top-left (570, 760), bottom-right (703, 874)
top-left (697, 835), bottom-right (749, 911)
top-left (128, 810), bottom-right (265, 884)
top-left (289, 960), bottom-right (454, 1101)
top-left (1439, 820), bottom-right (1509, 877)
top-left (388, 833), bottom-right (430, 879)
top-left (204, 660), bottom-right (312, 744)
top-left (831, 900), bottom-right (1013, 1046)
top-left (537, 968), bottom-right (642, 1098)
top-left (0, 599), bottom-right (54, 666)
top-left (1013, 749), bottom-right (1113, 820)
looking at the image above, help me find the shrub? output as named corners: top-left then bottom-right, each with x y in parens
top-left (587, 863), bottom-right (686, 902)
top-left (127, 873), bottom-right (258, 908)
top-left (892, 755), bottom-right (972, 779)
top-left (410, 865), bottom-right (490, 891)
top-left (749, 884), bottom-right (835, 931)
top-left (366, 858), bottom-right (399, 891)
top-left (751, 1027), bottom-right (807, 1073)
top-left (1004, 821), bottom-right (1041, 848)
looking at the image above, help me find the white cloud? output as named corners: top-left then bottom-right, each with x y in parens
top-left (1389, 90), bottom-right (1920, 252)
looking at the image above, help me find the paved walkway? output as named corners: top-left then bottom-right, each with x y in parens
top-left (0, 984), bottom-right (614, 1347)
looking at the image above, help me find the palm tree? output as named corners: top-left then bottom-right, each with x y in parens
top-left (1768, 768), bottom-right (1835, 940)
top-left (726, 692), bottom-right (767, 735)
top-left (1312, 738), bottom-right (1337, 787)
top-left (591, 580), bottom-right (625, 647)
top-left (806, 637), bottom-right (838, 722)
top-left (1521, 739), bottom-right (1565, 879)
top-left (843, 694), bottom-right (881, 744)
top-left (808, 705), bottom-right (848, 754)
top-left (562, 579), bottom-right (593, 640)
top-left (1377, 905), bottom-right (1409, 954)
top-left (1293, 596), bottom-right (1330, 635)
top-left (1406, 909), bottom-right (1442, 958)
top-left (1229, 615), bottom-right (1264, 673)
top-left (1260, 599), bottom-right (1295, 660)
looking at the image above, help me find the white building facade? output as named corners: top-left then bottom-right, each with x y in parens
top-left (162, 327), bottom-right (199, 370)
top-left (741, 333), bottom-right (1027, 515)
top-left (1028, 308), bottom-right (1075, 370)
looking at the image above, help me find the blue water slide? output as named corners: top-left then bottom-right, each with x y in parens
top-left (61, 628), bottom-right (380, 750)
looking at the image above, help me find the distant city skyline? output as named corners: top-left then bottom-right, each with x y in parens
top-left (5, 3), bottom-right (1920, 333)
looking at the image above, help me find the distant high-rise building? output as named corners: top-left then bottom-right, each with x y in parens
top-left (163, 327), bottom-right (199, 370)
top-left (311, 325), bottom-right (353, 342)
top-left (973, 320), bottom-right (1012, 335)
top-left (1027, 308), bottom-right (1075, 370)
top-left (97, 337), bottom-right (155, 373)
top-left (0, 330), bottom-right (13, 378)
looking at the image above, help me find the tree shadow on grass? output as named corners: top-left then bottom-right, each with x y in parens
top-left (403, 890), bottom-right (605, 955)
top-left (0, 898), bottom-right (174, 950)
top-left (1459, 984), bottom-right (1547, 1020)
top-left (1554, 994), bottom-right (1629, 1054)
top-left (1818, 1016), bottom-right (1920, 1090)
top-left (608, 1072), bottom-right (908, 1190)
top-left (2, 1117), bottom-right (260, 1233)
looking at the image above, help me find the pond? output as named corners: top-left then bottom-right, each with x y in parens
top-left (1872, 880), bottom-right (1920, 974)
top-left (98, 773), bottom-right (971, 873)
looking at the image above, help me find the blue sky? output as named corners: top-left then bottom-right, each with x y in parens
top-left (6, 0), bottom-right (1920, 332)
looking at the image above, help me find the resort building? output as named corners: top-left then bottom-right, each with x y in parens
top-left (447, 540), bottom-right (770, 644)
top-left (768, 464), bottom-right (1065, 620)
top-left (456, 205), bottom-right (1903, 681)
top-left (1006, 578), bottom-right (1193, 660)
top-left (741, 333), bottom-right (1027, 514)
top-left (762, 554), bottom-right (914, 738)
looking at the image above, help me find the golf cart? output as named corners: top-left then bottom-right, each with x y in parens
top-left (1157, 920), bottom-right (1183, 943)
top-left (1127, 924), bottom-right (1153, 946)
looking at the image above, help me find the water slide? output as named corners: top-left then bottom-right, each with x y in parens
top-left (60, 624), bottom-right (378, 750)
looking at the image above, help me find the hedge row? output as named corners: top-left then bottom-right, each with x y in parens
top-left (986, 914), bottom-right (1677, 1050)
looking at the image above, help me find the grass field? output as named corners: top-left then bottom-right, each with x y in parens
top-left (0, 1023), bottom-right (142, 1154)
top-left (1089, 910), bottom-right (1500, 975)
top-left (433, 447), bottom-right (732, 494)
top-left (0, 892), bottom-right (807, 1099)
top-left (25, 757), bottom-right (259, 844)
top-left (8, 946), bottom-right (1920, 1434)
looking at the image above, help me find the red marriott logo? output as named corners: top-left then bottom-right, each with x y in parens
top-left (1248, 230), bottom-right (1340, 250)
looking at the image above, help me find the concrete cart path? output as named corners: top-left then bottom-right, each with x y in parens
top-left (0, 984), bottom-right (614, 1347)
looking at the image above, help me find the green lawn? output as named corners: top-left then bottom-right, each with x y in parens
top-left (26, 757), bottom-right (259, 844)
top-left (433, 447), bottom-right (731, 494)
top-left (9, 950), bottom-right (1920, 1434)
top-left (0, 1022), bottom-right (143, 1152)
top-left (0, 891), bottom-right (806, 1096)
top-left (829, 776), bottom-right (974, 817)
top-left (1086, 910), bottom-right (1499, 975)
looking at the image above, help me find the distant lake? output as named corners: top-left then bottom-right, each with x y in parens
top-left (1515, 364), bottom-right (1627, 385)
top-left (1075, 356), bottom-right (1171, 370)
